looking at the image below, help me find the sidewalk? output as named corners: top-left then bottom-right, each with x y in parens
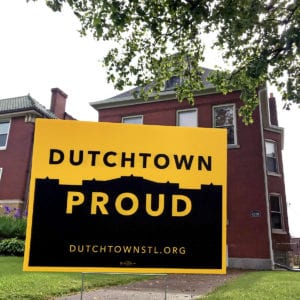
top-left (55, 289), bottom-right (200, 300)
top-left (54, 270), bottom-right (244, 300)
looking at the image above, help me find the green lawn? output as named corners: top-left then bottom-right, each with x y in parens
top-left (0, 256), bottom-right (151, 300)
top-left (2, 257), bottom-right (300, 300)
top-left (204, 270), bottom-right (300, 299)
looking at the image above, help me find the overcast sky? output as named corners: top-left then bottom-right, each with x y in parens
top-left (1, 0), bottom-right (299, 236)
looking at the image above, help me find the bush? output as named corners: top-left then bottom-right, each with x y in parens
top-left (0, 215), bottom-right (27, 239)
top-left (0, 206), bottom-right (27, 239)
top-left (0, 238), bottom-right (24, 256)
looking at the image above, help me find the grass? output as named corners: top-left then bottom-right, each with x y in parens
top-left (2, 257), bottom-right (300, 300)
top-left (203, 270), bottom-right (300, 299)
top-left (0, 256), bottom-right (152, 300)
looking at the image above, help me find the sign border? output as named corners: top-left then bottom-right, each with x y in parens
top-left (23, 119), bottom-right (227, 274)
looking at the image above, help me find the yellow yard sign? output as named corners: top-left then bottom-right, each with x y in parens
top-left (23, 119), bottom-right (227, 274)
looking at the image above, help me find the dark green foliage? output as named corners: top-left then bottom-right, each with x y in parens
top-left (29, 0), bottom-right (300, 123)
top-left (0, 215), bottom-right (27, 239)
top-left (0, 206), bottom-right (27, 239)
top-left (0, 238), bottom-right (25, 256)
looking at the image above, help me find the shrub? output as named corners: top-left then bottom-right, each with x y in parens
top-left (0, 215), bottom-right (27, 239)
top-left (0, 238), bottom-right (25, 256)
top-left (0, 206), bottom-right (27, 239)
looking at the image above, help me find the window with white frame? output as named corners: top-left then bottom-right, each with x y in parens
top-left (213, 104), bottom-right (237, 145)
top-left (265, 141), bottom-right (279, 174)
top-left (177, 109), bottom-right (197, 127)
top-left (0, 168), bottom-right (2, 180)
top-left (270, 194), bottom-right (283, 230)
top-left (122, 115), bottom-right (143, 124)
top-left (0, 120), bottom-right (11, 149)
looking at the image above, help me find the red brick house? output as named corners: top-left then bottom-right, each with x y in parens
top-left (0, 88), bottom-right (73, 214)
top-left (90, 69), bottom-right (291, 269)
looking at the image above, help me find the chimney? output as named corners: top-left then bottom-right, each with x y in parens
top-left (50, 88), bottom-right (68, 119)
top-left (268, 93), bottom-right (278, 126)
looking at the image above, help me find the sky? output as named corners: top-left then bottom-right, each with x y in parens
top-left (0, 1), bottom-right (299, 236)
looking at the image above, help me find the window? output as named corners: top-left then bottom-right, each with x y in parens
top-left (265, 141), bottom-right (279, 173)
top-left (0, 168), bottom-right (2, 180)
top-left (213, 104), bottom-right (237, 145)
top-left (177, 109), bottom-right (197, 127)
top-left (0, 120), bottom-right (10, 149)
top-left (165, 76), bottom-right (181, 91)
top-left (270, 195), bottom-right (283, 230)
top-left (122, 115), bottom-right (143, 124)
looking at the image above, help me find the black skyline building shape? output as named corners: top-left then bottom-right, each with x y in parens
top-left (29, 176), bottom-right (223, 269)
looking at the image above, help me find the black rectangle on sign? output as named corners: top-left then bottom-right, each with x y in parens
top-left (28, 176), bottom-right (223, 270)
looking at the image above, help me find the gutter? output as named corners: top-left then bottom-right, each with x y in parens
top-left (258, 87), bottom-right (275, 269)
top-left (90, 87), bottom-right (218, 110)
top-left (0, 109), bottom-right (56, 119)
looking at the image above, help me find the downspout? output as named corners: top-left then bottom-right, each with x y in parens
top-left (258, 87), bottom-right (274, 269)
top-left (22, 118), bottom-right (35, 215)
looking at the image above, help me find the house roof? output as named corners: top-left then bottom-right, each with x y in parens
top-left (90, 67), bottom-right (215, 109)
top-left (0, 94), bottom-right (57, 118)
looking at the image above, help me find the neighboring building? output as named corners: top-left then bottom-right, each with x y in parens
top-left (290, 237), bottom-right (300, 267)
top-left (90, 68), bottom-right (291, 269)
top-left (0, 88), bottom-right (74, 214)
top-left (291, 238), bottom-right (300, 255)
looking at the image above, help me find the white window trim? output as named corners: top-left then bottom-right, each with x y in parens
top-left (0, 119), bottom-right (11, 150)
top-left (212, 103), bottom-right (238, 146)
top-left (176, 108), bottom-right (198, 127)
top-left (0, 167), bottom-right (2, 180)
top-left (122, 115), bottom-right (143, 124)
top-left (269, 193), bottom-right (285, 233)
top-left (265, 139), bottom-right (280, 175)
